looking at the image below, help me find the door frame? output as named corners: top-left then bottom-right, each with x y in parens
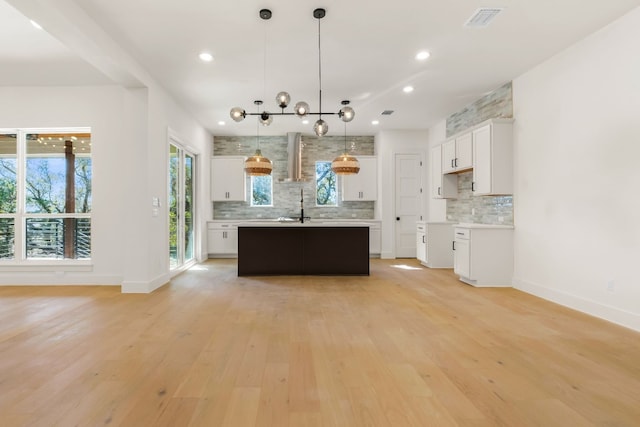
top-left (394, 152), bottom-right (424, 258)
top-left (168, 130), bottom-right (198, 275)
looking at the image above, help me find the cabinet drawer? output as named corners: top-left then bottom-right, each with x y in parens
top-left (454, 228), bottom-right (470, 239)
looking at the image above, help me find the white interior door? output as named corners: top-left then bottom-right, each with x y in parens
top-left (395, 153), bottom-right (422, 258)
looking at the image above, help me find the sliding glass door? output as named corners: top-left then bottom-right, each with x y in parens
top-left (169, 143), bottom-right (195, 270)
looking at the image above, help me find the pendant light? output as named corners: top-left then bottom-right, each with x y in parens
top-left (331, 105), bottom-right (360, 175)
top-left (244, 100), bottom-right (273, 176)
top-left (230, 8), bottom-right (355, 136)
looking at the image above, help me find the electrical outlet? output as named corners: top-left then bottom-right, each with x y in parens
top-left (498, 216), bottom-right (504, 223)
top-left (471, 208), bottom-right (476, 216)
top-left (607, 280), bottom-right (615, 293)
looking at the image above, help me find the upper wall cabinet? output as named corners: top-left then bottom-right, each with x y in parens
top-left (472, 120), bottom-right (513, 196)
top-left (211, 156), bottom-right (246, 201)
top-left (442, 132), bottom-right (473, 173)
top-left (342, 156), bottom-right (377, 201)
top-left (431, 145), bottom-right (457, 199)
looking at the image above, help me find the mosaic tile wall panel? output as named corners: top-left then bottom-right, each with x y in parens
top-left (212, 135), bottom-right (375, 220)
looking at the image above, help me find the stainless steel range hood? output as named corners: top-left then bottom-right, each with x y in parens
top-left (280, 132), bottom-right (306, 182)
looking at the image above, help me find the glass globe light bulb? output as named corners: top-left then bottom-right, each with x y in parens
top-left (230, 107), bottom-right (246, 122)
top-left (294, 101), bottom-right (310, 117)
top-left (260, 112), bottom-right (273, 126)
top-left (276, 92), bottom-right (291, 109)
top-left (339, 106), bottom-right (355, 122)
top-left (314, 119), bottom-right (328, 136)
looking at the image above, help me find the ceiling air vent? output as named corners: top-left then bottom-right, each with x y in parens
top-left (381, 110), bottom-right (394, 116)
top-left (464, 8), bottom-right (504, 28)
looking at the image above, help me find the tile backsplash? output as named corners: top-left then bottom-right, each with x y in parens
top-left (446, 172), bottom-right (514, 225)
top-left (212, 134), bottom-right (375, 220)
top-left (444, 81), bottom-right (514, 225)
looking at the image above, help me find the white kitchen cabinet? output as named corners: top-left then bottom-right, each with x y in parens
top-left (368, 222), bottom-right (381, 256)
top-left (424, 222), bottom-right (454, 268)
top-left (211, 156), bottom-right (246, 201)
top-left (207, 222), bottom-right (238, 257)
top-left (453, 224), bottom-right (513, 287)
top-left (472, 120), bottom-right (513, 196)
top-left (416, 222), bottom-right (427, 264)
top-left (442, 132), bottom-right (472, 174)
top-left (431, 145), bottom-right (457, 199)
top-left (342, 156), bottom-right (377, 201)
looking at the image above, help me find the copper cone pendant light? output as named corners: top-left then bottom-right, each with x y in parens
top-left (244, 100), bottom-right (273, 176)
top-left (331, 108), bottom-right (360, 175)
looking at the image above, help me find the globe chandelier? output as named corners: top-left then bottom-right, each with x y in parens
top-left (230, 8), bottom-right (355, 137)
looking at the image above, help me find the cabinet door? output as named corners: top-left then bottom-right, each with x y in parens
top-left (455, 133), bottom-right (473, 170)
top-left (442, 140), bottom-right (457, 173)
top-left (431, 145), bottom-right (443, 198)
top-left (431, 146), bottom-right (457, 199)
top-left (207, 228), bottom-right (238, 254)
top-left (342, 156), bottom-right (377, 201)
top-left (416, 232), bottom-right (426, 263)
top-left (211, 157), bottom-right (246, 201)
top-left (369, 226), bottom-right (381, 254)
top-left (453, 238), bottom-right (470, 278)
top-left (224, 229), bottom-right (238, 254)
top-left (207, 229), bottom-right (226, 254)
top-left (472, 125), bottom-right (492, 195)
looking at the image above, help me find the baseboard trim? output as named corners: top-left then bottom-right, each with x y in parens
top-left (513, 277), bottom-right (639, 332)
top-left (121, 273), bottom-right (170, 294)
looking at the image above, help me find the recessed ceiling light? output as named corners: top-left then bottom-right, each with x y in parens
top-left (371, 120), bottom-right (379, 125)
top-left (415, 51), bottom-right (430, 61)
top-left (199, 52), bottom-right (214, 62)
top-left (218, 121), bottom-right (225, 126)
top-left (30, 20), bottom-right (42, 30)
top-left (403, 86), bottom-right (414, 93)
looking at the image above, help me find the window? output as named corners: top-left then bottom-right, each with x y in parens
top-left (251, 175), bottom-right (273, 206)
top-left (315, 161), bottom-right (337, 206)
top-left (0, 129), bottom-right (92, 261)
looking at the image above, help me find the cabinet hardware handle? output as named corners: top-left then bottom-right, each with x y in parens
top-left (452, 241), bottom-right (456, 250)
top-left (422, 236), bottom-right (425, 244)
top-left (451, 159), bottom-right (455, 168)
top-left (471, 182), bottom-right (475, 192)
top-left (455, 158), bottom-right (458, 168)
top-left (438, 186), bottom-right (441, 196)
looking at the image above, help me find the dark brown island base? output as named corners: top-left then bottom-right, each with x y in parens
top-left (237, 225), bottom-right (369, 276)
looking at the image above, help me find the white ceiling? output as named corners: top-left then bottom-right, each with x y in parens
top-left (2, 0), bottom-right (639, 136)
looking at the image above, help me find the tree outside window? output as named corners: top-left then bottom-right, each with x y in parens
top-left (251, 175), bottom-right (273, 206)
top-left (0, 131), bottom-right (92, 260)
top-left (316, 161), bottom-right (337, 206)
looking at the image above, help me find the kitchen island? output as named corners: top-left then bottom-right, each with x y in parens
top-left (237, 223), bottom-right (369, 276)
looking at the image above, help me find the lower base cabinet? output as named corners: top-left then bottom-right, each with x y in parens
top-left (417, 222), bottom-right (454, 268)
top-left (207, 222), bottom-right (238, 257)
top-left (453, 225), bottom-right (513, 287)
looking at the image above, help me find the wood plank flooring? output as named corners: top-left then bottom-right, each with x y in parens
top-left (1, 259), bottom-right (639, 426)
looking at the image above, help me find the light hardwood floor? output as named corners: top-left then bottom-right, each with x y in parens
top-left (1, 259), bottom-right (639, 426)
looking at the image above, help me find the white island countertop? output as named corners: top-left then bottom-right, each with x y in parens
top-left (237, 220), bottom-right (377, 227)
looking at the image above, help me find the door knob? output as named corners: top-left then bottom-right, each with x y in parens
top-left (396, 217), bottom-right (400, 221)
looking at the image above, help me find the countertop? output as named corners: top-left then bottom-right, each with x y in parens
top-left (454, 222), bottom-right (514, 229)
top-left (209, 219), bottom-right (380, 227)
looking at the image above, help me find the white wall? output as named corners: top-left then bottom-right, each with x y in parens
top-left (375, 130), bottom-right (428, 259)
top-left (512, 6), bottom-right (640, 331)
top-left (0, 84), bottom-right (211, 290)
